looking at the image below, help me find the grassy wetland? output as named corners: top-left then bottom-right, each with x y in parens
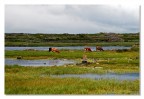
top-left (5, 33), bottom-right (140, 95)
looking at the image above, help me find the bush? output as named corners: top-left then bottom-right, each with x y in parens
top-left (131, 44), bottom-right (139, 51)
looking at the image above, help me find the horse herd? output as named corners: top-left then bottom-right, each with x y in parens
top-left (16, 46), bottom-right (104, 59)
top-left (49, 46), bottom-right (104, 53)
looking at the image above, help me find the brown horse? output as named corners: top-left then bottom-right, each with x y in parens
top-left (96, 46), bottom-right (104, 51)
top-left (49, 48), bottom-right (60, 53)
top-left (84, 47), bottom-right (92, 52)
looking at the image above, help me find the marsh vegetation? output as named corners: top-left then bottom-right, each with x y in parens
top-left (5, 48), bottom-right (139, 94)
top-left (5, 33), bottom-right (139, 46)
top-left (5, 33), bottom-right (140, 95)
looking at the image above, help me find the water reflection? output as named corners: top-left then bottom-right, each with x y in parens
top-left (51, 73), bottom-right (139, 81)
top-left (5, 58), bottom-right (76, 66)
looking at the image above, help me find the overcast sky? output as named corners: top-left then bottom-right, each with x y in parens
top-left (5, 5), bottom-right (140, 34)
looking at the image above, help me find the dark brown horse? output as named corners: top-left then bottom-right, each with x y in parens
top-left (84, 47), bottom-right (92, 52)
top-left (49, 48), bottom-right (60, 53)
top-left (96, 46), bottom-right (104, 51)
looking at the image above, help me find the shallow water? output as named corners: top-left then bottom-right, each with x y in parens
top-left (5, 46), bottom-right (131, 51)
top-left (51, 73), bottom-right (139, 81)
top-left (5, 58), bottom-right (76, 66)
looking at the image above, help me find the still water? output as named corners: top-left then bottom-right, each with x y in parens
top-left (5, 58), bottom-right (139, 81)
top-left (51, 73), bottom-right (139, 81)
top-left (5, 58), bottom-right (76, 66)
top-left (5, 46), bottom-right (131, 51)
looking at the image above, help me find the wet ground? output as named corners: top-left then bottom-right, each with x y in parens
top-left (51, 73), bottom-right (139, 81)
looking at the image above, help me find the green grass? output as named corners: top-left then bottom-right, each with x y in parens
top-left (5, 42), bottom-right (137, 47)
top-left (5, 50), bottom-right (139, 73)
top-left (5, 49), bottom-right (140, 94)
top-left (5, 65), bottom-right (139, 95)
top-left (5, 50), bottom-right (139, 59)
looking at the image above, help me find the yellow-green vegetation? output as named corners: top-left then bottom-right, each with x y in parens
top-left (5, 48), bottom-right (139, 94)
top-left (5, 32), bottom-right (140, 94)
top-left (5, 65), bottom-right (139, 94)
top-left (5, 50), bottom-right (139, 59)
top-left (5, 50), bottom-right (139, 73)
top-left (5, 42), bottom-right (137, 47)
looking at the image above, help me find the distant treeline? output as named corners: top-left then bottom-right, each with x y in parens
top-left (5, 32), bottom-right (139, 46)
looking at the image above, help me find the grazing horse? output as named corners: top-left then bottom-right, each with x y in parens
top-left (96, 46), bottom-right (104, 51)
top-left (49, 47), bottom-right (60, 53)
top-left (84, 48), bottom-right (92, 52)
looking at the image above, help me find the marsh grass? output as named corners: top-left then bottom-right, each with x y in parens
top-left (5, 42), bottom-right (136, 47)
top-left (5, 65), bottom-right (139, 94)
top-left (5, 49), bottom-right (139, 94)
top-left (5, 50), bottom-right (139, 73)
top-left (5, 50), bottom-right (139, 59)
top-left (5, 64), bottom-right (140, 95)
top-left (5, 78), bottom-right (139, 94)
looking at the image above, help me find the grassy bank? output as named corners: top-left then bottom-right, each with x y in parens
top-left (5, 42), bottom-right (137, 47)
top-left (5, 65), bottom-right (139, 94)
top-left (5, 50), bottom-right (139, 59)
